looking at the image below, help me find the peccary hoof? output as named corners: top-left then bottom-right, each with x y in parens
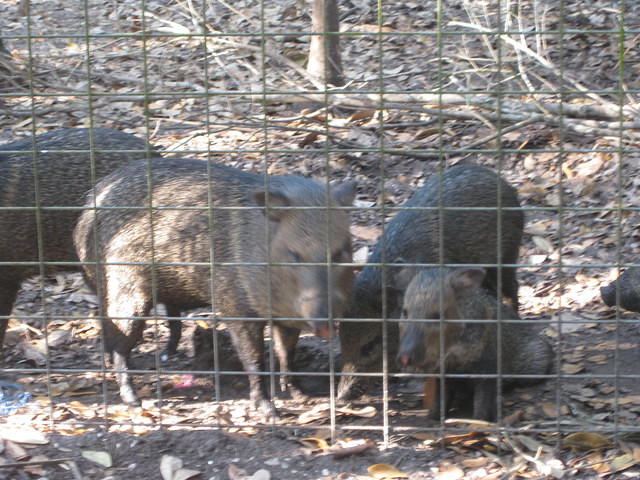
top-left (120, 385), bottom-right (141, 406)
top-left (336, 377), bottom-right (371, 403)
top-left (254, 399), bottom-right (279, 422)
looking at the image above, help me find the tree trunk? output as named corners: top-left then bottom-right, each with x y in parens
top-left (307, 0), bottom-right (344, 87)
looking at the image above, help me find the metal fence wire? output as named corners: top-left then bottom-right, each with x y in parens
top-left (1, 0), bottom-right (639, 478)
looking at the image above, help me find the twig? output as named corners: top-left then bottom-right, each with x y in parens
top-left (0, 457), bottom-right (78, 468)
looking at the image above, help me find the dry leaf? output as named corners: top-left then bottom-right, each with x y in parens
top-left (561, 363), bottom-right (585, 374)
top-left (587, 354), bottom-right (608, 363)
top-left (328, 439), bottom-right (376, 458)
top-left (298, 437), bottom-right (330, 451)
top-left (228, 464), bottom-right (248, 480)
top-left (19, 342), bottom-right (48, 366)
top-left (348, 109), bottom-right (376, 122)
top-left (435, 464), bottom-right (465, 480)
top-left (461, 457), bottom-right (490, 468)
top-left (541, 402), bottom-right (559, 418)
top-left (514, 435), bottom-right (547, 453)
top-left (410, 432), bottom-right (436, 441)
top-left (586, 452), bottom-right (609, 473)
top-left (298, 404), bottom-right (330, 423)
top-left (532, 235), bottom-right (554, 253)
top-left (562, 432), bottom-right (612, 451)
top-left (351, 224), bottom-right (381, 242)
top-left (81, 450), bottom-right (113, 468)
top-left (336, 405), bottom-right (377, 418)
top-left (609, 453), bottom-right (636, 473)
top-left (67, 400), bottom-right (97, 419)
top-left (367, 463), bottom-right (409, 479)
top-left (161, 455), bottom-right (184, 480)
top-left (246, 470), bottom-right (271, 480)
top-left (4, 440), bottom-right (29, 461)
top-left (173, 468), bottom-right (201, 480)
top-left (22, 455), bottom-right (48, 476)
top-left (0, 426), bottom-right (48, 445)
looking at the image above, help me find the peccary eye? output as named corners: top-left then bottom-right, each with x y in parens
top-left (288, 249), bottom-right (303, 262)
top-left (360, 336), bottom-right (380, 356)
top-left (331, 250), bottom-right (343, 263)
top-left (401, 309), bottom-right (408, 319)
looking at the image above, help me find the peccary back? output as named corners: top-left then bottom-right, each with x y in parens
top-left (0, 128), bottom-right (152, 349)
top-left (600, 267), bottom-right (640, 312)
top-left (397, 267), bottom-right (552, 421)
top-left (338, 164), bottom-right (523, 401)
top-left (73, 158), bottom-right (355, 417)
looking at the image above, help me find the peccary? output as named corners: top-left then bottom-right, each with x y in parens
top-left (397, 267), bottom-right (553, 421)
top-left (338, 164), bottom-right (523, 401)
top-left (73, 158), bottom-right (355, 418)
top-left (600, 267), bottom-right (640, 312)
top-left (0, 128), bottom-right (152, 350)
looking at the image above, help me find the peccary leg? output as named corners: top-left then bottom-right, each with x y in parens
top-left (485, 268), bottom-right (519, 312)
top-left (472, 379), bottom-right (498, 422)
top-left (227, 321), bottom-right (277, 420)
top-left (426, 378), bottom-right (477, 421)
top-left (0, 281), bottom-right (20, 352)
top-left (163, 305), bottom-right (183, 358)
top-left (111, 320), bottom-right (146, 405)
top-left (502, 267), bottom-right (520, 311)
top-left (105, 277), bottom-right (150, 405)
top-left (272, 324), bottom-right (306, 401)
top-left (446, 379), bottom-right (475, 417)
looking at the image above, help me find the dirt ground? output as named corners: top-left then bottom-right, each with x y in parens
top-left (1, 0), bottom-right (640, 479)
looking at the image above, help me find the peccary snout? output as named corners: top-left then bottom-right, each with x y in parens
top-left (600, 267), bottom-right (640, 312)
top-left (396, 323), bottom-right (426, 368)
top-left (293, 267), bottom-right (350, 338)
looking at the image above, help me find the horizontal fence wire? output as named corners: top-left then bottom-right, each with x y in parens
top-left (0, 0), bottom-right (638, 478)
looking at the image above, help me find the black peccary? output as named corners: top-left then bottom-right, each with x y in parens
top-left (600, 267), bottom-right (640, 312)
top-left (338, 164), bottom-right (524, 402)
top-left (73, 158), bottom-right (355, 418)
top-left (0, 128), bottom-right (152, 350)
top-left (397, 267), bottom-right (553, 421)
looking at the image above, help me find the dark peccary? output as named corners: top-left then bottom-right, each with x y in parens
top-left (396, 267), bottom-right (553, 421)
top-left (338, 164), bottom-right (524, 401)
top-left (73, 158), bottom-right (355, 418)
top-left (0, 128), bottom-right (152, 351)
top-left (600, 267), bottom-right (640, 312)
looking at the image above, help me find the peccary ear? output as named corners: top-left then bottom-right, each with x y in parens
top-left (448, 268), bottom-right (486, 295)
top-left (330, 181), bottom-right (356, 206)
top-left (253, 188), bottom-right (291, 222)
top-left (390, 257), bottom-right (415, 291)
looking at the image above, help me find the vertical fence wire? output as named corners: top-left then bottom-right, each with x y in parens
top-left (0, 0), bottom-right (638, 454)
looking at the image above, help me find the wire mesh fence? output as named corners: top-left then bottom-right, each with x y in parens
top-left (0, 0), bottom-right (639, 478)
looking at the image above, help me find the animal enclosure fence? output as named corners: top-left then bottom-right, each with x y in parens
top-left (0, 0), bottom-right (638, 478)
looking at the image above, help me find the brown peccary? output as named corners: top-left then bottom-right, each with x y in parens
top-left (338, 164), bottom-right (523, 401)
top-left (600, 267), bottom-right (640, 312)
top-left (397, 267), bottom-right (553, 421)
top-left (73, 157), bottom-right (355, 418)
top-left (0, 128), bottom-right (153, 351)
